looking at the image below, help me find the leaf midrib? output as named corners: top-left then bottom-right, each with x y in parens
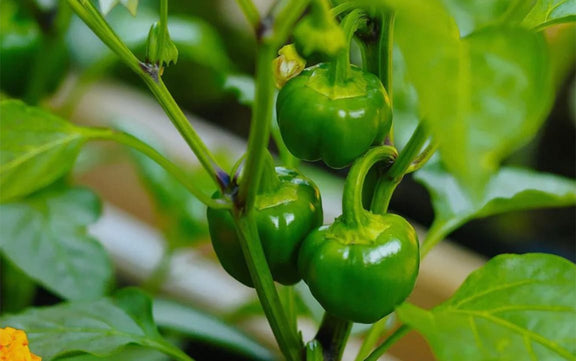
top-left (0, 133), bottom-right (83, 173)
top-left (452, 309), bottom-right (576, 359)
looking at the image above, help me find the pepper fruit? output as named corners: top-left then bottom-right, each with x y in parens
top-left (207, 154), bottom-right (323, 287)
top-left (298, 146), bottom-right (419, 323)
top-left (277, 9), bottom-right (391, 169)
top-left (276, 62), bottom-right (392, 169)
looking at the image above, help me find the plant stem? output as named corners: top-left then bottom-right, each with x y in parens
top-left (420, 221), bottom-right (456, 258)
top-left (236, 44), bottom-right (276, 209)
top-left (232, 4), bottom-right (312, 359)
top-left (370, 123), bottom-right (429, 214)
top-left (354, 316), bottom-right (390, 361)
top-left (333, 9), bottom-right (365, 86)
top-left (233, 215), bottom-right (303, 361)
top-left (271, 115), bottom-right (300, 169)
top-left (358, 9), bottom-right (395, 144)
top-left (142, 76), bottom-right (226, 188)
top-left (160, 0), bottom-right (168, 26)
top-left (235, 0), bottom-right (260, 30)
top-left (315, 313), bottom-right (353, 361)
top-left (86, 128), bottom-right (231, 210)
top-left (279, 285), bottom-right (298, 333)
top-left (67, 0), bottom-right (226, 188)
top-left (342, 146), bottom-right (397, 228)
top-left (406, 142), bottom-right (438, 173)
top-left (237, 0), bottom-right (311, 208)
top-left (364, 325), bottom-right (410, 361)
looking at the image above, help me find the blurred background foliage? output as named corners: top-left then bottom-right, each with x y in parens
top-left (0, 0), bottom-right (574, 360)
top-left (1, 0), bottom-right (574, 261)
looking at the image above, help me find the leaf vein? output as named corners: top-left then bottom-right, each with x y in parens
top-left (450, 279), bottom-right (538, 308)
top-left (454, 310), bottom-right (575, 360)
top-left (0, 133), bottom-right (82, 173)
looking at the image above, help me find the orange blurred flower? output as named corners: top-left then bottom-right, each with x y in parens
top-left (0, 327), bottom-right (41, 361)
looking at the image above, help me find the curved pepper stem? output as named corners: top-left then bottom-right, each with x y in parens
top-left (331, 9), bottom-right (366, 86)
top-left (342, 146), bottom-right (397, 227)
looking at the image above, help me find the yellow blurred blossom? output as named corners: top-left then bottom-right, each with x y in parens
top-left (0, 327), bottom-right (41, 361)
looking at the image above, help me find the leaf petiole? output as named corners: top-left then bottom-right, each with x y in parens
top-left (67, 0), bottom-right (226, 188)
top-left (86, 128), bottom-right (231, 210)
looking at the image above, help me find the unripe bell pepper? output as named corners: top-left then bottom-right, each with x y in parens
top-left (298, 146), bottom-right (419, 323)
top-left (207, 155), bottom-right (323, 287)
top-left (276, 63), bottom-right (392, 169)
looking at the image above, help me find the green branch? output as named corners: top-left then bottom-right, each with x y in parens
top-left (370, 123), bottom-right (429, 214)
top-left (235, 0), bottom-right (260, 30)
top-left (232, 2), bottom-right (312, 360)
top-left (86, 128), bottom-right (231, 210)
top-left (315, 313), bottom-right (353, 361)
top-left (233, 215), bottom-right (303, 361)
top-left (364, 325), bottom-right (411, 361)
top-left (354, 316), bottom-right (390, 361)
top-left (67, 0), bottom-right (225, 187)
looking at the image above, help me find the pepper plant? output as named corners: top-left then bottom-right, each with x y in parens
top-left (1, 0), bottom-right (576, 360)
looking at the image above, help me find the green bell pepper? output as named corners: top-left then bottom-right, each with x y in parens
top-left (207, 155), bottom-right (323, 287)
top-left (277, 9), bottom-right (391, 169)
top-left (298, 146), bottom-right (419, 323)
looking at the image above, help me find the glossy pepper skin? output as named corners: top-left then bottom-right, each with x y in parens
top-left (276, 63), bottom-right (392, 169)
top-left (298, 146), bottom-right (419, 323)
top-left (298, 214), bottom-right (419, 323)
top-left (207, 166), bottom-right (323, 287)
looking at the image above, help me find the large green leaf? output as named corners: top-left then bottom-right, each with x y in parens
top-left (58, 346), bottom-right (169, 361)
top-left (0, 100), bottom-right (90, 202)
top-left (440, 0), bottom-right (576, 34)
top-left (523, 0), bottom-right (576, 29)
top-left (1, 288), bottom-right (187, 361)
top-left (397, 253), bottom-right (576, 360)
top-left (415, 163), bottom-right (576, 241)
top-left (440, 0), bottom-right (533, 36)
top-left (395, 5), bottom-right (551, 196)
top-left (153, 298), bottom-right (275, 361)
top-left (0, 185), bottom-right (112, 300)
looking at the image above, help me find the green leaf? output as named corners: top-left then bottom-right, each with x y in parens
top-left (397, 253), bottom-right (576, 361)
top-left (58, 346), bottom-right (169, 361)
top-left (523, 0), bottom-right (576, 30)
top-left (415, 163), bottom-right (576, 240)
top-left (1, 288), bottom-right (188, 361)
top-left (153, 298), bottom-right (276, 361)
top-left (390, 46), bottom-right (420, 149)
top-left (394, 3), bottom-right (551, 196)
top-left (440, 0), bottom-right (534, 36)
top-left (99, 0), bottom-right (139, 16)
top-left (0, 100), bottom-right (90, 202)
top-left (0, 185), bottom-right (113, 300)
